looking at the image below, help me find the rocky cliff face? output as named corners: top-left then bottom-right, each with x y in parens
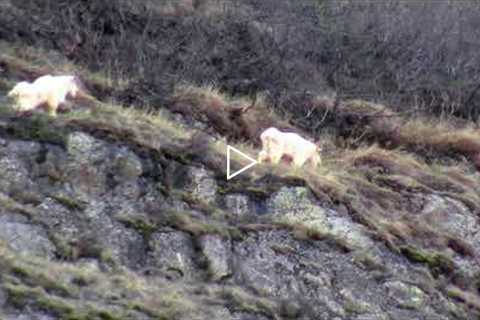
top-left (0, 36), bottom-right (479, 319)
top-left (0, 111), bottom-right (477, 320)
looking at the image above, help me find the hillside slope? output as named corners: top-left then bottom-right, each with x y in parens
top-left (1, 40), bottom-right (480, 320)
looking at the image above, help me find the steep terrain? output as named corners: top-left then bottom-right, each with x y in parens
top-left (2, 40), bottom-right (480, 320)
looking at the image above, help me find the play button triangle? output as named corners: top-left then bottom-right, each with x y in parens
top-left (227, 145), bottom-right (258, 180)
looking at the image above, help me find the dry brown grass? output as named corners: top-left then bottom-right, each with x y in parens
top-left (0, 240), bottom-right (208, 319)
top-left (0, 41), bottom-right (132, 107)
top-left (3, 40), bottom-right (480, 314)
top-left (169, 84), bottom-right (301, 146)
top-left (392, 118), bottom-right (480, 157)
top-left (299, 95), bottom-right (480, 170)
top-left (271, 145), bottom-right (480, 272)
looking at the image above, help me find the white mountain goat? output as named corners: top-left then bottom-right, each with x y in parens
top-left (7, 74), bottom-right (84, 117)
top-left (258, 127), bottom-right (321, 168)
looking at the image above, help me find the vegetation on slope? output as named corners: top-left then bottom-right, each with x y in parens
top-left (1, 240), bottom-right (288, 320)
top-left (2, 2), bottom-right (480, 317)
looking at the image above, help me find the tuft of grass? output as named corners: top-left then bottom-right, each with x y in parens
top-left (345, 103), bottom-right (480, 162)
top-left (446, 286), bottom-right (480, 312)
top-left (351, 249), bottom-right (387, 272)
top-left (400, 245), bottom-right (456, 276)
top-left (48, 234), bottom-right (77, 261)
top-left (115, 214), bottom-right (157, 238)
top-left (0, 100), bottom-right (195, 173)
top-left (172, 190), bottom-right (226, 218)
top-left (311, 95), bottom-right (480, 167)
top-left (0, 192), bottom-right (36, 218)
top-left (4, 284), bottom-right (75, 315)
top-left (49, 193), bottom-right (86, 211)
top-left (64, 102), bottom-right (192, 143)
top-left (289, 224), bottom-right (355, 253)
top-left (0, 41), bottom-right (74, 74)
top-left (93, 104), bottom-right (192, 140)
top-left (170, 83), bottom-right (296, 146)
top-left (162, 210), bottom-right (243, 240)
top-left (343, 99), bottom-right (393, 115)
top-left (86, 70), bottom-right (132, 92)
top-left (341, 145), bottom-right (426, 175)
top-left (395, 118), bottom-right (480, 156)
top-left (218, 286), bottom-right (277, 317)
top-left (0, 242), bottom-right (217, 319)
top-left (0, 112), bottom-right (70, 146)
top-left (173, 83), bottom-right (231, 109)
top-left (4, 283), bottom-right (128, 320)
top-left (9, 264), bottom-right (74, 298)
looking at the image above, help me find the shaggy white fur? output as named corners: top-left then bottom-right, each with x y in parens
top-left (258, 127), bottom-right (321, 168)
top-left (7, 74), bottom-right (83, 116)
